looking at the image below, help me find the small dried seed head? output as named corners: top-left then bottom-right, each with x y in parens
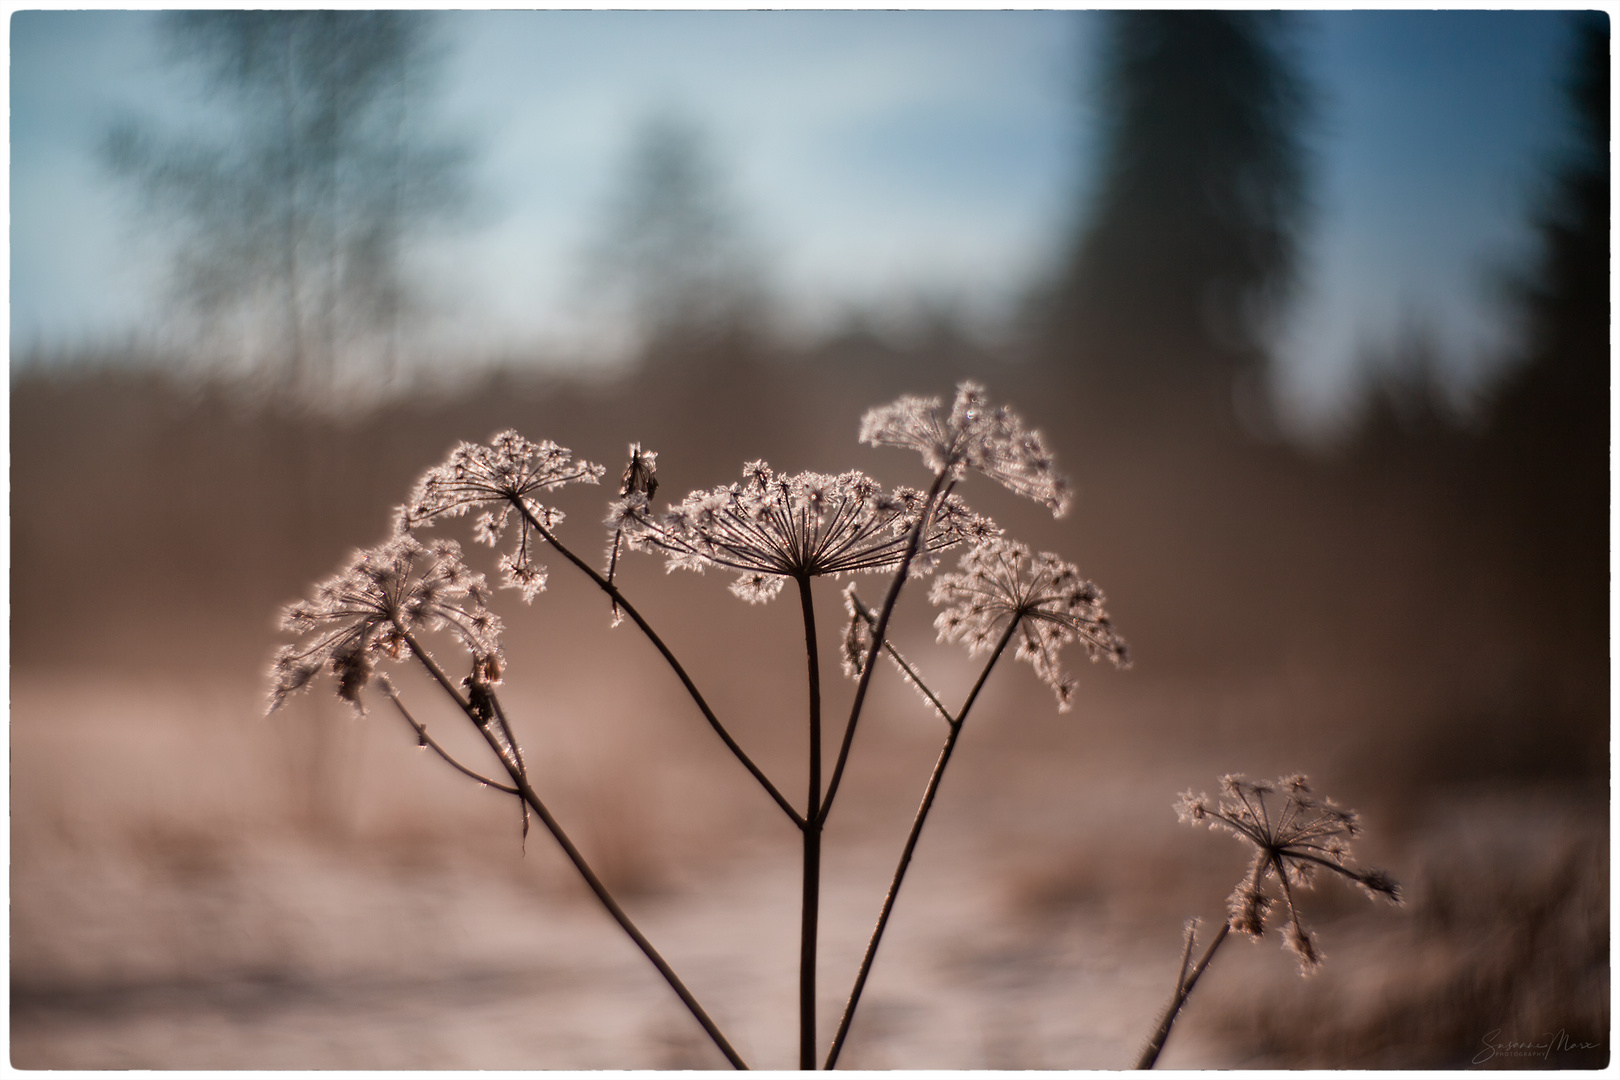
top-left (267, 535), bottom-right (501, 714)
top-left (1229, 878), bottom-right (1272, 938)
top-left (1179, 773), bottom-right (1401, 975)
top-left (840, 583), bottom-right (875, 679)
top-left (620, 443), bottom-right (659, 500)
top-left (401, 431), bottom-right (604, 602)
top-left (930, 537), bottom-right (1127, 711)
top-left (860, 382), bottom-right (1071, 516)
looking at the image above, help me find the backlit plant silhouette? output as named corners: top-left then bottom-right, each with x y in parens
top-left (1136, 775), bottom-right (1402, 1068)
top-left (268, 382), bottom-right (1394, 1069)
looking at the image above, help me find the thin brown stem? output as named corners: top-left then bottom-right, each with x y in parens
top-left (819, 471), bottom-right (948, 827)
top-left (513, 501), bottom-right (805, 829)
top-left (847, 587), bottom-right (952, 724)
top-left (1174, 918), bottom-right (1198, 993)
top-left (1137, 858), bottom-right (1266, 1070)
top-left (797, 574), bottom-right (823, 1070)
top-left (823, 618), bottom-right (1017, 1070)
top-left (485, 689), bottom-right (532, 846)
top-left (1136, 923), bottom-right (1231, 1069)
top-left (399, 630), bottom-right (748, 1070)
top-left (605, 526), bottom-right (625, 623)
top-left (376, 678), bottom-right (517, 793)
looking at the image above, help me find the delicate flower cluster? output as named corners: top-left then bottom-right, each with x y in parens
top-left (860, 381), bottom-right (1072, 517)
top-left (401, 431), bottom-right (605, 601)
top-left (268, 535), bottom-right (502, 712)
top-left (930, 538), bottom-right (1128, 711)
top-left (613, 461), bottom-right (999, 604)
top-left (1176, 775), bottom-right (1401, 973)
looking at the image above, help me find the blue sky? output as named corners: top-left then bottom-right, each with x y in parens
top-left (9, 9), bottom-right (1586, 426)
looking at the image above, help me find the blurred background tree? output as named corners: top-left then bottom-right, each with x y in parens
top-left (580, 111), bottom-right (773, 373)
top-left (1464, 12), bottom-right (1608, 752)
top-left (1042, 11), bottom-right (1311, 426)
top-left (104, 11), bottom-right (470, 396)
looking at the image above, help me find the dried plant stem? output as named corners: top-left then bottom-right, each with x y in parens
top-left (823, 618), bottom-right (1017, 1070)
top-left (847, 588), bottom-right (953, 723)
top-left (605, 526), bottom-right (625, 622)
top-left (515, 501), bottom-right (804, 829)
top-left (400, 631), bottom-right (749, 1070)
top-left (1137, 857), bottom-right (1267, 1071)
top-left (819, 472), bottom-right (949, 826)
top-left (377, 679), bottom-right (517, 793)
top-left (1136, 922), bottom-right (1230, 1069)
top-left (797, 574), bottom-right (823, 1070)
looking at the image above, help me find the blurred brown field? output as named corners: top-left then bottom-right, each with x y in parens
top-left (10, 336), bottom-right (1606, 1067)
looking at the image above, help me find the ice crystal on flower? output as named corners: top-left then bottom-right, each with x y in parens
top-left (613, 461), bottom-right (997, 604)
top-left (930, 538), bottom-right (1127, 711)
top-left (400, 431), bottom-right (604, 601)
top-left (1175, 774), bottom-right (1402, 974)
top-left (268, 535), bottom-right (502, 713)
top-left (860, 382), bottom-right (1072, 516)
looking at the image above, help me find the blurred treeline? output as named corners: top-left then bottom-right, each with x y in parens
top-left (10, 12), bottom-right (1608, 1065)
top-left (18, 10), bottom-right (1603, 768)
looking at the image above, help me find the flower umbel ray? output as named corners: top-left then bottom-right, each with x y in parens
top-left (930, 538), bottom-right (1128, 711)
top-left (401, 430), bottom-right (605, 601)
top-left (860, 381), bottom-right (1072, 516)
top-left (268, 535), bottom-right (502, 712)
top-left (1177, 774), bottom-right (1402, 973)
top-left (613, 460), bottom-right (999, 604)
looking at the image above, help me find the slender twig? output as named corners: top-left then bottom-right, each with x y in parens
top-left (1174, 918), bottom-right (1198, 995)
top-left (797, 573), bottom-right (824, 1070)
top-left (1135, 922), bottom-right (1231, 1069)
top-left (512, 500), bottom-right (804, 829)
top-left (1137, 856), bottom-right (1266, 1070)
top-left (846, 587), bottom-right (953, 724)
top-left (605, 526), bottom-right (625, 624)
top-left (819, 472), bottom-right (949, 826)
top-left (399, 630), bottom-right (749, 1070)
top-left (484, 688), bottom-right (531, 847)
top-left (824, 618), bottom-right (1018, 1070)
top-left (376, 677), bottom-right (517, 793)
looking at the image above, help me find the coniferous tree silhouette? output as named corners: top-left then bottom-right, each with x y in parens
top-left (1477, 14), bottom-right (1609, 709)
top-left (1045, 12), bottom-right (1311, 421)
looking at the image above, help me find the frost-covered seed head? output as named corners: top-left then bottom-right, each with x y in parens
top-left (930, 538), bottom-right (1127, 711)
top-left (612, 461), bottom-right (998, 605)
top-left (268, 535), bottom-right (502, 713)
top-left (840, 583), bottom-right (875, 679)
top-left (860, 382), bottom-right (1072, 516)
top-left (1176, 774), bottom-right (1401, 975)
top-left (400, 431), bottom-right (604, 601)
top-left (620, 443), bottom-right (659, 499)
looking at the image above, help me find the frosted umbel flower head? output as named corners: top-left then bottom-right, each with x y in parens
top-left (931, 538), bottom-right (1127, 711)
top-left (401, 431), bottom-right (605, 601)
top-left (615, 461), bottom-right (998, 604)
top-left (860, 381), bottom-right (1071, 516)
top-left (268, 535), bottom-right (502, 712)
top-left (1176, 775), bottom-right (1401, 973)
